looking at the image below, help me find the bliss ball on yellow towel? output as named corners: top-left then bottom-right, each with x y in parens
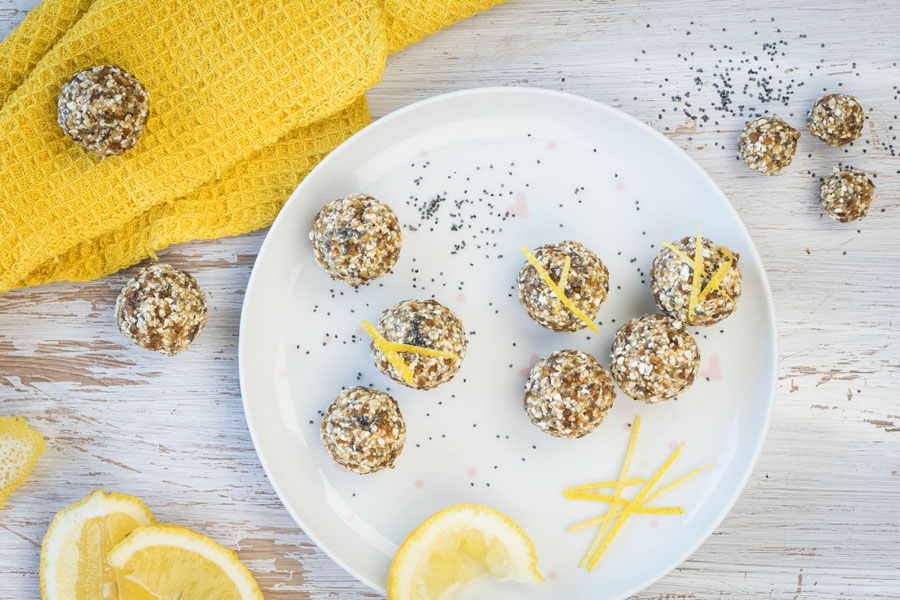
top-left (309, 194), bottom-right (402, 286)
top-left (115, 264), bottom-right (207, 356)
top-left (57, 65), bottom-right (149, 157)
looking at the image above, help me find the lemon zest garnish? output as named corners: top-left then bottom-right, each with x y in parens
top-left (564, 478), bottom-right (645, 492)
top-left (578, 416), bottom-right (641, 568)
top-left (520, 247), bottom-right (600, 333)
top-left (662, 229), bottom-right (738, 317)
top-left (360, 320), bottom-right (460, 387)
top-left (566, 463), bottom-right (716, 531)
top-left (552, 256), bottom-right (571, 314)
top-left (686, 224), bottom-right (704, 324)
top-left (361, 320), bottom-right (414, 386)
top-left (565, 416), bottom-right (715, 571)
top-left (568, 505), bottom-right (685, 531)
top-left (586, 443), bottom-right (685, 571)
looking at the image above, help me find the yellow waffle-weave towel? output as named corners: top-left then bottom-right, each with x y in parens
top-left (0, 0), bottom-right (502, 292)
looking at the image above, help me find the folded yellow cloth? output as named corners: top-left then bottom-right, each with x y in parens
top-left (0, 0), bottom-right (501, 292)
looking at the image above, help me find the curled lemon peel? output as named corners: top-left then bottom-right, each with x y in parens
top-left (520, 247), bottom-right (600, 333)
top-left (565, 415), bottom-right (716, 571)
top-left (687, 224), bottom-right (704, 323)
top-left (360, 320), bottom-right (459, 387)
top-left (578, 416), bottom-right (641, 568)
top-left (586, 443), bottom-right (685, 571)
top-left (552, 256), bottom-right (571, 314)
top-left (564, 477), bottom-right (645, 492)
top-left (0, 416), bottom-right (46, 509)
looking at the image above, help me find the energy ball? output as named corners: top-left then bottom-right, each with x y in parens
top-left (517, 241), bottom-right (609, 332)
top-left (309, 193), bottom-right (402, 286)
top-left (651, 236), bottom-right (742, 326)
top-left (523, 349), bottom-right (615, 439)
top-left (371, 299), bottom-right (466, 390)
top-left (115, 263), bottom-right (207, 356)
top-left (819, 167), bottom-right (875, 222)
top-left (807, 94), bottom-right (865, 147)
top-left (57, 65), bottom-right (149, 157)
top-left (321, 387), bottom-right (406, 474)
top-left (610, 314), bottom-right (700, 404)
top-left (737, 116), bottom-right (800, 175)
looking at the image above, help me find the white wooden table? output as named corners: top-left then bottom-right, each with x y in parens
top-left (2, 1), bottom-right (899, 597)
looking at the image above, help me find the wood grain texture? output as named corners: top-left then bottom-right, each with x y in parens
top-left (2, 0), bottom-right (899, 598)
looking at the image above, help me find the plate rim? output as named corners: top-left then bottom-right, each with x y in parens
top-left (238, 86), bottom-right (778, 597)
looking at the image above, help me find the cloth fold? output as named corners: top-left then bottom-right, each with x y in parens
top-left (0, 0), bottom-right (501, 292)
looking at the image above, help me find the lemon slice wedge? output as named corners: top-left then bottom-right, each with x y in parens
top-left (106, 523), bottom-right (263, 599)
top-left (40, 489), bottom-right (156, 600)
top-left (0, 415), bottom-right (45, 509)
top-left (387, 504), bottom-right (543, 600)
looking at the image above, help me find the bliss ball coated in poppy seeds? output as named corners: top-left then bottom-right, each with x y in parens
top-left (524, 349), bottom-right (616, 439)
top-left (650, 236), bottom-right (742, 326)
top-left (807, 94), bottom-right (865, 147)
top-left (517, 241), bottom-right (609, 332)
top-left (737, 116), bottom-right (800, 175)
top-left (610, 314), bottom-right (700, 404)
top-left (115, 263), bottom-right (207, 356)
top-left (371, 299), bottom-right (467, 390)
top-left (819, 167), bottom-right (875, 222)
top-left (57, 65), bottom-right (149, 157)
top-left (309, 193), bottom-right (402, 286)
top-left (321, 387), bottom-right (406, 474)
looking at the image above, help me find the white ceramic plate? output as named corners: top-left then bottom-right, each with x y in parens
top-left (239, 88), bottom-right (776, 599)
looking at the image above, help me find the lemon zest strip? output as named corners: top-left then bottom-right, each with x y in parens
top-left (586, 442), bottom-right (685, 571)
top-left (360, 320), bottom-right (415, 386)
top-left (552, 255), bottom-right (571, 314)
top-left (568, 505), bottom-right (685, 531)
top-left (384, 343), bottom-right (459, 359)
top-left (520, 247), bottom-right (600, 333)
top-left (578, 416), bottom-right (641, 568)
top-left (564, 478), bottom-right (645, 492)
top-left (686, 223), bottom-right (704, 324)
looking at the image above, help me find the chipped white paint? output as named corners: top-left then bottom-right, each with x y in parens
top-left (1, 0), bottom-right (899, 598)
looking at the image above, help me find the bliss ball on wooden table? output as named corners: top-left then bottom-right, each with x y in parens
top-left (819, 167), bottom-right (875, 222)
top-left (114, 263), bottom-right (207, 356)
top-left (807, 94), bottom-right (865, 147)
top-left (737, 116), bottom-right (801, 175)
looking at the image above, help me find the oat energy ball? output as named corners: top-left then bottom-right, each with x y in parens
top-left (517, 241), bottom-right (609, 332)
top-left (309, 194), bottom-right (402, 286)
top-left (651, 236), bottom-right (742, 326)
top-left (807, 94), bottom-right (865, 147)
top-left (610, 314), bottom-right (700, 404)
top-left (321, 387), bottom-right (406, 474)
top-left (57, 65), bottom-right (149, 157)
top-left (115, 263), bottom-right (207, 356)
top-left (738, 116), bottom-right (800, 175)
top-left (819, 167), bottom-right (875, 222)
top-left (524, 349), bottom-right (616, 439)
top-left (371, 299), bottom-right (466, 390)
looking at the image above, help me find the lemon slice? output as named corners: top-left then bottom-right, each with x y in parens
top-left (40, 489), bottom-right (156, 600)
top-left (106, 523), bottom-right (264, 599)
top-left (0, 415), bottom-right (46, 509)
top-left (387, 504), bottom-right (543, 600)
